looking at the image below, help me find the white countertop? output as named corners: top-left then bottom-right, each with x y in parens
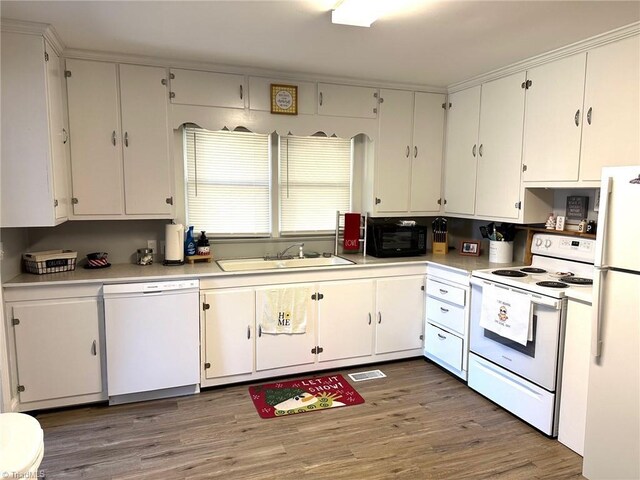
top-left (3, 251), bottom-right (522, 287)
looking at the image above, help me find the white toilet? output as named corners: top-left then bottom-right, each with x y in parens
top-left (0, 412), bottom-right (45, 477)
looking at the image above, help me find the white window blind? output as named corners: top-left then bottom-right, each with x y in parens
top-left (185, 128), bottom-right (270, 236)
top-left (279, 136), bottom-right (352, 234)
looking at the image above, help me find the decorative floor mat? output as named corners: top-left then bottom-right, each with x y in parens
top-left (249, 373), bottom-right (364, 419)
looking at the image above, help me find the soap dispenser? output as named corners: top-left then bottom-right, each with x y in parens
top-left (184, 226), bottom-right (197, 257)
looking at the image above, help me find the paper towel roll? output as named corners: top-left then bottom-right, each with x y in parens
top-left (165, 224), bottom-right (184, 262)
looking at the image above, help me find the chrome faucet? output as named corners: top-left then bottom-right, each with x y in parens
top-left (277, 242), bottom-right (304, 259)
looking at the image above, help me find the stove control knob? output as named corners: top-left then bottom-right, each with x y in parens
top-left (535, 238), bottom-right (543, 247)
top-left (544, 239), bottom-right (552, 248)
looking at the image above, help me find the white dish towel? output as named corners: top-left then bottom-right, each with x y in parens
top-left (260, 286), bottom-right (312, 334)
top-left (479, 284), bottom-right (532, 346)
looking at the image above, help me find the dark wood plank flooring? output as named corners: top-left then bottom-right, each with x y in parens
top-left (33, 359), bottom-right (584, 479)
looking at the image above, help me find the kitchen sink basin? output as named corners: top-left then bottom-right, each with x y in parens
top-left (216, 255), bottom-right (355, 272)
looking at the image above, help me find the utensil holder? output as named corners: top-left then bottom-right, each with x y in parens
top-left (433, 234), bottom-right (449, 254)
top-left (489, 241), bottom-right (513, 263)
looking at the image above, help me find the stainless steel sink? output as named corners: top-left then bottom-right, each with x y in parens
top-left (216, 255), bottom-right (355, 272)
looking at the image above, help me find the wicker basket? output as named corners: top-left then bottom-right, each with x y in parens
top-left (23, 250), bottom-right (77, 275)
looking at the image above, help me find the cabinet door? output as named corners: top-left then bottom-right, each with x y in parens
top-left (411, 92), bottom-right (445, 213)
top-left (376, 89), bottom-right (414, 212)
top-left (202, 289), bottom-right (254, 380)
top-left (318, 83), bottom-right (378, 118)
top-left (317, 279), bottom-right (374, 363)
top-left (255, 284), bottom-right (316, 371)
top-left (580, 36), bottom-right (640, 181)
top-left (475, 72), bottom-right (525, 219)
top-left (45, 41), bottom-right (70, 222)
top-left (522, 53), bottom-right (586, 182)
top-left (444, 86), bottom-right (480, 215)
top-left (375, 276), bottom-right (425, 354)
top-left (66, 59), bottom-right (123, 214)
top-left (11, 298), bottom-right (102, 403)
top-left (170, 69), bottom-right (245, 108)
top-left (120, 64), bottom-right (172, 215)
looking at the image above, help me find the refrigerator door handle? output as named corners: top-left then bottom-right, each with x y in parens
top-left (591, 267), bottom-right (607, 358)
top-left (594, 176), bottom-right (613, 268)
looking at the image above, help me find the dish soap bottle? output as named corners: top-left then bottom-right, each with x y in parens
top-left (184, 226), bottom-right (197, 257)
top-left (197, 231), bottom-right (210, 256)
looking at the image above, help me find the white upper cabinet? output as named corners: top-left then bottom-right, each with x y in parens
top-left (375, 89), bottom-right (444, 215)
top-left (66, 59), bottom-right (173, 217)
top-left (444, 86), bottom-right (481, 215)
top-left (522, 53), bottom-right (587, 182)
top-left (475, 72), bottom-right (526, 219)
top-left (317, 83), bottom-right (378, 118)
top-left (579, 35), bottom-right (640, 181)
top-left (170, 69), bottom-right (245, 108)
top-left (1, 31), bottom-right (70, 227)
top-left (119, 64), bottom-right (173, 215)
top-left (249, 76), bottom-right (316, 114)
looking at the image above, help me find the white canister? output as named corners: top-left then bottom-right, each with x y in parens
top-left (489, 240), bottom-right (514, 263)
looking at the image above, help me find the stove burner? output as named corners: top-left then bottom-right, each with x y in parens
top-left (492, 270), bottom-right (528, 278)
top-left (536, 281), bottom-right (569, 288)
top-left (520, 267), bottom-right (547, 274)
top-left (560, 276), bottom-right (593, 285)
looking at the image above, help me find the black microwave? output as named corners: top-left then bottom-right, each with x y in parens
top-left (366, 223), bottom-right (427, 257)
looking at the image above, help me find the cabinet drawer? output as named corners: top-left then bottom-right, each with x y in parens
top-left (425, 323), bottom-right (463, 371)
top-left (426, 297), bottom-right (465, 334)
top-left (426, 279), bottom-right (466, 307)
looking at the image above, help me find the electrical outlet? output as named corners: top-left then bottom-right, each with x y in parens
top-left (147, 240), bottom-right (157, 253)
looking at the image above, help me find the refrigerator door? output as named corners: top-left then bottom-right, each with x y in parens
top-left (582, 269), bottom-right (640, 479)
top-left (595, 166), bottom-right (640, 271)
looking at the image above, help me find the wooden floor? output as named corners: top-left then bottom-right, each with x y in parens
top-left (33, 359), bottom-right (584, 479)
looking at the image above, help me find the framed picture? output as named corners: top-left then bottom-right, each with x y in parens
top-left (459, 240), bottom-right (481, 256)
top-left (270, 84), bottom-right (298, 115)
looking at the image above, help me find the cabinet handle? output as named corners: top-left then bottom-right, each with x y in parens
top-left (479, 144), bottom-right (483, 157)
top-left (587, 107), bottom-right (593, 125)
top-left (319, 92), bottom-right (323, 106)
top-left (62, 128), bottom-right (68, 144)
top-left (91, 340), bottom-right (97, 356)
top-left (472, 144), bottom-right (477, 157)
top-left (406, 146), bottom-right (410, 158)
top-left (440, 307), bottom-right (449, 313)
top-left (124, 132), bottom-right (129, 147)
top-left (378, 312), bottom-right (382, 324)
top-left (439, 288), bottom-right (448, 294)
top-left (414, 146), bottom-right (418, 158)
top-left (247, 325), bottom-right (251, 339)
top-left (368, 313), bottom-right (372, 325)
top-left (574, 109), bottom-right (580, 127)
top-left (112, 131), bottom-right (117, 146)
top-left (437, 333), bottom-right (447, 340)
top-left (239, 84), bottom-right (243, 100)
top-left (258, 324), bottom-right (262, 337)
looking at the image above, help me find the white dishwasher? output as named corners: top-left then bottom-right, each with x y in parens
top-left (103, 279), bottom-right (200, 404)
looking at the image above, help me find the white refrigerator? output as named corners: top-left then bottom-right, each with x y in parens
top-left (582, 166), bottom-right (640, 479)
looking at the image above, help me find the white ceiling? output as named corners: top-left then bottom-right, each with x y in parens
top-left (1, 1), bottom-right (639, 88)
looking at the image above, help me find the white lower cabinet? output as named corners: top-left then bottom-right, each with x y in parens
top-left (199, 266), bottom-right (426, 388)
top-left (558, 298), bottom-right (592, 455)
top-left (423, 265), bottom-right (470, 379)
top-left (201, 288), bottom-right (255, 380)
top-left (255, 283), bottom-right (317, 371)
top-left (375, 275), bottom-right (425, 354)
top-left (4, 285), bottom-right (106, 410)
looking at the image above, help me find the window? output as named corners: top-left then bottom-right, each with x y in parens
top-left (185, 128), bottom-right (270, 236)
top-left (279, 136), bottom-right (352, 234)
top-left (184, 128), bottom-right (353, 237)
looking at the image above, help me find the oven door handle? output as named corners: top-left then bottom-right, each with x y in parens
top-left (469, 277), bottom-right (561, 309)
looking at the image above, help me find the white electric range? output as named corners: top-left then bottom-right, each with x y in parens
top-left (468, 233), bottom-right (596, 437)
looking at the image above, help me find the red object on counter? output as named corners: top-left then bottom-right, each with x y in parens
top-left (343, 213), bottom-right (361, 251)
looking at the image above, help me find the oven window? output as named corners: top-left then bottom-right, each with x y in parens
top-left (383, 231), bottom-right (413, 249)
top-left (483, 315), bottom-right (538, 357)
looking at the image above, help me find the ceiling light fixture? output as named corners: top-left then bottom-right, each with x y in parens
top-left (331, 0), bottom-right (387, 28)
